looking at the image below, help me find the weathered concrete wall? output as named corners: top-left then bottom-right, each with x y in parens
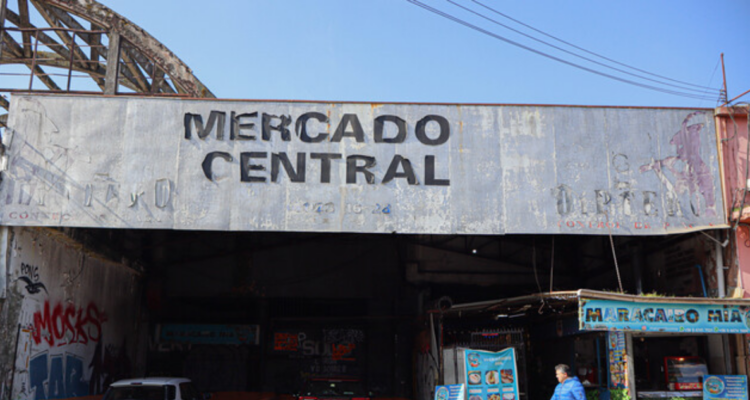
top-left (0, 227), bottom-right (143, 400)
top-left (1, 94), bottom-right (725, 235)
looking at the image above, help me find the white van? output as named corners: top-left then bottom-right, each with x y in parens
top-left (103, 378), bottom-right (207, 400)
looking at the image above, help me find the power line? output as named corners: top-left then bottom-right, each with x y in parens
top-left (468, 0), bottom-right (722, 93)
top-left (447, 0), bottom-right (722, 95)
top-left (406, 0), bottom-right (721, 101)
top-left (698, 58), bottom-right (722, 108)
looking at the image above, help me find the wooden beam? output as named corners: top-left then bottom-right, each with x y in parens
top-left (2, 50), bottom-right (106, 78)
top-left (103, 30), bottom-right (119, 94)
top-left (5, 8), bottom-right (106, 88)
top-left (119, 42), bottom-right (150, 92)
top-left (90, 22), bottom-right (101, 64)
top-left (43, 0), bottom-right (214, 97)
top-left (17, 0), bottom-right (31, 58)
top-left (1, 29), bottom-right (24, 57)
top-left (5, 9), bottom-right (67, 60)
top-left (30, 63), bottom-right (62, 90)
top-left (0, 0), bottom-right (7, 65)
top-left (30, 0), bottom-right (91, 70)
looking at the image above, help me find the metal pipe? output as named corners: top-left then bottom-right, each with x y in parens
top-left (716, 232), bottom-right (726, 298)
top-left (695, 264), bottom-right (708, 297)
top-left (631, 242), bottom-right (644, 295)
top-left (721, 53), bottom-right (728, 104)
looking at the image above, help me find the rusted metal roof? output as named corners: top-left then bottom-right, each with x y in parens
top-left (442, 289), bottom-right (750, 318)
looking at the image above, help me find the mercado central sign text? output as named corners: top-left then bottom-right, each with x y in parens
top-left (0, 95), bottom-right (726, 234)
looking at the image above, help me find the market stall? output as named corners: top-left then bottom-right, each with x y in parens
top-left (426, 290), bottom-right (750, 400)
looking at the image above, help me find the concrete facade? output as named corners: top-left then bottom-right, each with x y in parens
top-left (0, 227), bottom-right (144, 400)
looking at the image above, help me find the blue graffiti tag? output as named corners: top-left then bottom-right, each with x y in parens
top-left (29, 353), bottom-right (89, 400)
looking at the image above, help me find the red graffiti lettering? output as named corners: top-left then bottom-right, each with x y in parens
top-left (331, 343), bottom-right (356, 361)
top-left (31, 301), bottom-right (107, 346)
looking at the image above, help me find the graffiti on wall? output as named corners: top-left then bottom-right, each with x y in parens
top-left (10, 245), bottom-right (133, 400)
top-left (30, 301), bottom-right (106, 347)
top-left (19, 299), bottom-right (125, 400)
top-left (16, 263), bottom-right (47, 295)
top-left (554, 112), bottom-right (720, 233)
top-left (640, 112), bottom-right (717, 217)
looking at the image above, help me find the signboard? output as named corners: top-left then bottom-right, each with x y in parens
top-left (435, 384), bottom-right (466, 400)
top-left (270, 328), bottom-right (365, 378)
top-left (607, 332), bottom-right (628, 389)
top-left (463, 348), bottom-right (520, 400)
top-left (580, 298), bottom-right (750, 333)
top-left (1, 94), bottom-right (725, 234)
top-left (704, 375), bottom-right (748, 400)
top-left (160, 324), bottom-right (259, 345)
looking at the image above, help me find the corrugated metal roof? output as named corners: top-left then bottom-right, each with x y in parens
top-left (441, 289), bottom-right (750, 317)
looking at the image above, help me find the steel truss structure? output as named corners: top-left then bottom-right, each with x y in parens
top-left (0, 0), bottom-right (214, 127)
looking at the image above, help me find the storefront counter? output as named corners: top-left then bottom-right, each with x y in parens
top-left (637, 391), bottom-right (702, 399)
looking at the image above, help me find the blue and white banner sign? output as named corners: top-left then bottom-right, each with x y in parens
top-left (579, 298), bottom-right (750, 333)
top-left (463, 348), bottom-right (520, 400)
top-left (434, 384), bottom-right (466, 400)
top-left (704, 375), bottom-right (748, 400)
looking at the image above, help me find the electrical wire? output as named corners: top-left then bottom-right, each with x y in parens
top-left (468, 0), bottom-right (722, 93)
top-left (549, 237), bottom-right (555, 293)
top-left (604, 211), bottom-right (624, 293)
top-left (406, 0), bottom-right (722, 101)
top-left (532, 239), bottom-right (542, 294)
top-left (446, 0), bottom-right (722, 96)
top-left (698, 59), bottom-right (723, 108)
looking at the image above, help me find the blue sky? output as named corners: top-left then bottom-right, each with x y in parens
top-left (34, 1), bottom-right (750, 108)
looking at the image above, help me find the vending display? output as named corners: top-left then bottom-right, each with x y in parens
top-left (664, 357), bottom-right (708, 391)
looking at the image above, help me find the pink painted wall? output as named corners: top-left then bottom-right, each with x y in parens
top-left (717, 106), bottom-right (750, 297)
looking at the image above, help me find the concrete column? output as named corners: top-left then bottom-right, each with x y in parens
top-left (625, 333), bottom-right (637, 399)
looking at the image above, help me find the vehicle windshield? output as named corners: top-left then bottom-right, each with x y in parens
top-left (304, 381), bottom-right (364, 396)
top-left (103, 386), bottom-right (166, 400)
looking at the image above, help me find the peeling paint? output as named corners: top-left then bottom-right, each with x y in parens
top-left (1, 95), bottom-right (726, 235)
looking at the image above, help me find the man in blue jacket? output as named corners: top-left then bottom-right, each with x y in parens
top-left (551, 364), bottom-right (586, 400)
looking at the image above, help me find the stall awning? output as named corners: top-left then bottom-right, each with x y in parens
top-left (441, 289), bottom-right (750, 334)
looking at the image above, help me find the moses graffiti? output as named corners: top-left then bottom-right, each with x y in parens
top-left (31, 301), bottom-right (107, 347)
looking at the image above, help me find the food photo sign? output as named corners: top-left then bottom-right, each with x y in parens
top-left (463, 348), bottom-right (520, 400)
